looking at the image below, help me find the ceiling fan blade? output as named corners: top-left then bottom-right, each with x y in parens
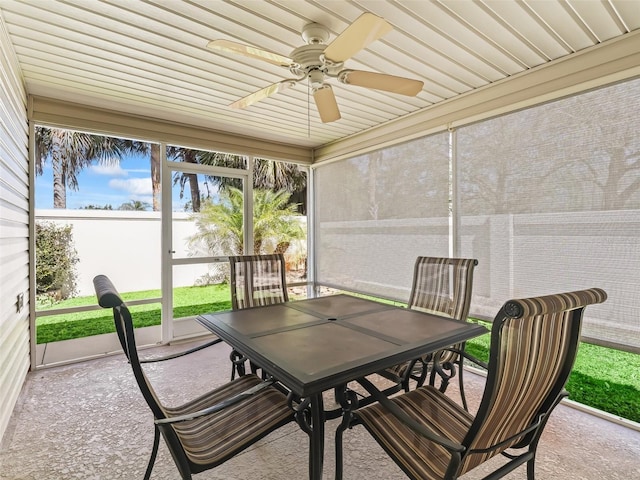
top-left (230, 80), bottom-right (297, 109)
top-left (323, 13), bottom-right (393, 63)
top-left (338, 70), bottom-right (423, 96)
top-left (207, 39), bottom-right (292, 67)
top-left (313, 85), bottom-right (341, 123)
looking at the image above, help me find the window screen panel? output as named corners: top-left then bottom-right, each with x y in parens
top-left (457, 78), bottom-right (640, 352)
top-left (314, 133), bottom-right (450, 301)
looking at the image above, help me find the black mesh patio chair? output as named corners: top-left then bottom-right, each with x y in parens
top-left (381, 256), bottom-right (478, 408)
top-left (228, 253), bottom-right (289, 378)
top-left (336, 288), bottom-right (607, 480)
top-left (93, 274), bottom-right (294, 480)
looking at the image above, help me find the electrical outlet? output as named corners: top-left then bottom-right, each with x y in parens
top-left (16, 292), bottom-right (24, 312)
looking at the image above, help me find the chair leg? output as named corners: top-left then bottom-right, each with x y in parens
top-left (401, 358), bottom-right (421, 391)
top-left (527, 454), bottom-right (536, 480)
top-left (430, 362), bottom-right (452, 393)
top-left (335, 424), bottom-right (346, 480)
top-left (438, 374), bottom-right (451, 392)
top-left (458, 358), bottom-right (468, 411)
top-left (144, 426), bottom-right (160, 480)
top-left (415, 360), bottom-right (430, 389)
top-left (526, 440), bottom-right (542, 480)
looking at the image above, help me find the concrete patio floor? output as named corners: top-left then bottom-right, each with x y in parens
top-left (1, 338), bottom-right (638, 480)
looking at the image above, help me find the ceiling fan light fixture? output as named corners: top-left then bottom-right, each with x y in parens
top-left (308, 69), bottom-right (325, 89)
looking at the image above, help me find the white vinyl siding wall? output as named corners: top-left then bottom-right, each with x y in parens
top-left (0, 14), bottom-right (28, 442)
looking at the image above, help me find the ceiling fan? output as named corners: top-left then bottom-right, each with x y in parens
top-left (207, 13), bottom-right (424, 123)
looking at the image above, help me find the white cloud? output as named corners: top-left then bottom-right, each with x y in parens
top-left (91, 163), bottom-right (128, 176)
top-left (109, 177), bottom-right (153, 195)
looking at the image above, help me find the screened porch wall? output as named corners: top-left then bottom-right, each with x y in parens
top-left (314, 132), bottom-right (450, 301)
top-left (457, 77), bottom-right (640, 353)
top-left (314, 76), bottom-right (640, 354)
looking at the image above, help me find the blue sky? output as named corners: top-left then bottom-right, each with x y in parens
top-left (35, 154), bottom-right (193, 211)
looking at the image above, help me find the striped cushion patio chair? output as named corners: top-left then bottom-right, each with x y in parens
top-left (229, 253), bottom-right (290, 309)
top-left (381, 256), bottom-right (478, 409)
top-left (337, 288), bottom-right (607, 480)
top-left (228, 254), bottom-right (290, 378)
top-left (93, 275), bottom-right (294, 480)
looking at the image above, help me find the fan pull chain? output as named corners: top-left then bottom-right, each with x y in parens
top-left (307, 78), bottom-right (311, 138)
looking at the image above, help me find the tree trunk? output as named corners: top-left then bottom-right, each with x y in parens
top-left (150, 144), bottom-right (161, 211)
top-left (52, 137), bottom-right (66, 208)
top-left (274, 242), bottom-right (290, 254)
top-left (184, 150), bottom-right (201, 212)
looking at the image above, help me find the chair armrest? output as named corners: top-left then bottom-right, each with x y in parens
top-left (438, 346), bottom-right (489, 370)
top-left (140, 338), bottom-right (223, 363)
top-left (461, 350), bottom-right (488, 370)
top-left (356, 377), bottom-right (466, 453)
top-left (155, 378), bottom-right (276, 425)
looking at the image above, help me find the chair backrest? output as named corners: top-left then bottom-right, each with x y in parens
top-left (93, 274), bottom-right (201, 478)
top-left (408, 256), bottom-right (478, 321)
top-left (459, 288), bottom-right (607, 474)
top-left (93, 274), bottom-right (168, 421)
top-left (228, 254), bottom-right (289, 310)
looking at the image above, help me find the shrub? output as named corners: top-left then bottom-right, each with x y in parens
top-left (35, 221), bottom-right (79, 304)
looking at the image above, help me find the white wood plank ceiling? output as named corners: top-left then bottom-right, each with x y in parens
top-left (1, 0), bottom-right (638, 149)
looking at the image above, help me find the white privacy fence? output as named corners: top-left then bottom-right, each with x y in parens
top-left (36, 209), bottom-right (202, 297)
top-left (36, 210), bottom-right (307, 298)
top-left (316, 210), bottom-right (640, 353)
top-left (36, 209), bottom-right (638, 352)
top-left (460, 211), bottom-right (639, 350)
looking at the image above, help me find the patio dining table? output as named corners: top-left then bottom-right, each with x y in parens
top-left (196, 294), bottom-right (487, 480)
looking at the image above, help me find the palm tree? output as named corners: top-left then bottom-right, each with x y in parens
top-left (196, 151), bottom-right (308, 213)
top-left (34, 127), bottom-right (305, 214)
top-left (251, 188), bottom-right (305, 253)
top-left (187, 187), bottom-right (304, 256)
top-left (35, 127), bottom-right (127, 209)
top-left (168, 146), bottom-right (203, 212)
top-left (118, 141), bottom-right (161, 211)
top-left (118, 200), bottom-right (151, 211)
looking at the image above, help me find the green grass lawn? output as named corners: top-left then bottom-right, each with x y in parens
top-left (465, 320), bottom-right (640, 423)
top-left (36, 284), bottom-right (232, 344)
top-left (37, 289), bottom-right (640, 423)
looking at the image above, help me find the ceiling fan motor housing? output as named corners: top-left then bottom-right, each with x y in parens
top-left (301, 23), bottom-right (330, 44)
top-left (289, 44), bottom-right (343, 82)
top-left (289, 22), bottom-right (345, 84)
